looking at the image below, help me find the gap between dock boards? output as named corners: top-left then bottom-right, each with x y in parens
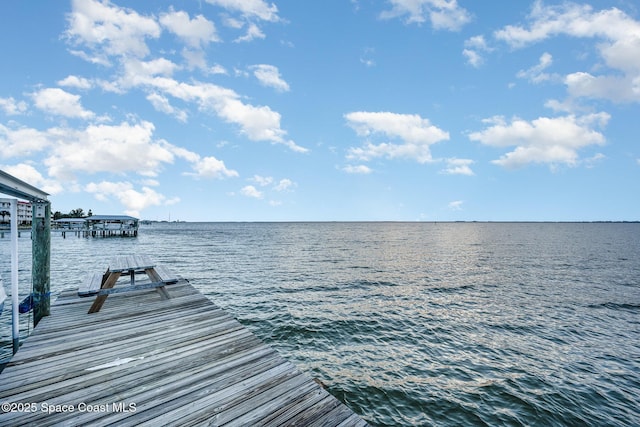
top-left (0, 274), bottom-right (369, 426)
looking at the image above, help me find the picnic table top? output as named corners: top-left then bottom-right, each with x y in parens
top-left (109, 255), bottom-right (156, 273)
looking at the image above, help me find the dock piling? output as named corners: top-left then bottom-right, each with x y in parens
top-left (31, 202), bottom-right (50, 327)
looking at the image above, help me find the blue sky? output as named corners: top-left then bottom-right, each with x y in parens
top-left (1, 0), bottom-right (638, 221)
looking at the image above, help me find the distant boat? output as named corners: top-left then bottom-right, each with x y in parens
top-left (0, 274), bottom-right (6, 315)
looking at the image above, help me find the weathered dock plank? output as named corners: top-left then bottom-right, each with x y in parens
top-left (0, 278), bottom-right (368, 426)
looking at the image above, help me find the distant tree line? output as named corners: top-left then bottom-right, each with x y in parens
top-left (52, 208), bottom-right (93, 220)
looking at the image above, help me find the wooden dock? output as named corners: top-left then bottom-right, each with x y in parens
top-left (0, 278), bottom-right (368, 426)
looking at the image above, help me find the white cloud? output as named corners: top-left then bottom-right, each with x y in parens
top-left (494, 2), bottom-right (638, 48)
top-left (494, 1), bottom-right (640, 103)
top-left (67, 49), bottom-right (111, 67)
top-left (209, 64), bottom-right (228, 75)
top-left (224, 17), bottom-right (244, 29)
top-left (250, 175), bottom-right (296, 192)
top-left (181, 49), bottom-right (207, 71)
top-left (191, 156), bottom-right (238, 179)
top-left (44, 121), bottom-right (174, 179)
top-left (58, 75), bottom-right (93, 90)
top-left (63, 1), bottom-right (301, 153)
top-left (442, 158), bottom-right (474, 175)
top-left (343, 164), bottom-right (373, 174)
top-left (469, 113), bottom-right (610, 168)
top-left (345, 111), bottom-right (449, 163)
top-left (216, 96), bottom-right (296, 147)
top-left (141, 178), bottom-right (160, 186)
top-left (544, 98), bottom-right (581, 114)
top-left (234, 23), bottom-right (266, 43)
top-left (462, 49), bottom-right (483, 68)
top-left (109, 63), bottom-right (305, 151)
top-left (1, 163), bottom-right (63, 195)
top-left (448, 200), bottom-right (464, 211)
top-left (462, 36), bottom-right (493, 68)
top-left (274, 178), bottom-right (295, 192)
top-left (205, 0), bottom-right (277, 43)
top-left (234, 68), bottom-right (250, 78)
top-left (517, 52), bottom-right (556, 83)
top-left (360, 58), bottom-right (375, 67)
top-left (346, 112), bottom-right (449, 145)
top-left (165, 144), bottom-right (200, 164)
top-left (165, 197), bottom-right (181, 206)
top-left (204, 0), bottom-right (280, 22)
top-left (360, 47), bottom-right (376, 67)
top-left (209, 92), bottom-right (305, 151)
top-left (118, 58), bottom-right (179, 89)
top-left (165, 144), bottom-right (237, 179)
top-left (250, 64), bottom-right (290, 92)
top-left (146, 92), bottom-right (188, 122)
top-left (564, 72), bottom-right (640, 103)
top-left (465, 35), bottom-right (489, 50)
top-left (0, 97), bottom-right (27, 115)
top-left (160, 8), bottom-right (219, 48)
top-left (0, 124), bottom-right (51, 158)
top-left (65, 0), bottom-right (161, 61)
top-left (32, 88), bottom-right (95, 119)
top-left (85, 180), bottom-right (172, 217)
top-left (251, 175), bottom-right (273, 186)
top-left (380, 0), bottom-right (471, 30)
top-left (584, 153), bottom-right (605, 168)
top-left (240, 185), bottom-right (263, 198)
top-left (1, 120), bottom-right (235, 186)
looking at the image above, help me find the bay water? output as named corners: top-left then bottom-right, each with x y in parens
top-left (1, 222), bottom-right (639, 426)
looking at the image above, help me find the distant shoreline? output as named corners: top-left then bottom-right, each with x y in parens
top-left (139, 220), bottom-right (640, 224)
top-left (0, 220), bottom-right (637, 231)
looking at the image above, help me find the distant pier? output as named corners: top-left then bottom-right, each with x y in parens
top-left (53, 215), bottom-right (139, 238)
top-left (0, 257), bottom-right (368, 426)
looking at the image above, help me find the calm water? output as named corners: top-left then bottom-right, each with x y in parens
top-left (1, 222), bottom-right (639, 426)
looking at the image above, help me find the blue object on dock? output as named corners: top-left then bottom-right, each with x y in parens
top-left (18, 294), bottom-right (34, 314)
top-left (0, 278), bottom-right (5, 315)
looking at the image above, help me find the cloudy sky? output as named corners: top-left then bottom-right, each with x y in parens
top-left (1, 0), bottom-right (638, 221)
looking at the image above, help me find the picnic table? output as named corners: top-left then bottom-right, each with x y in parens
top-left (79, 255), bottom-right (178, 314)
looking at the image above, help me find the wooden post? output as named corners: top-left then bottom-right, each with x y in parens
top-left (32, 202), bottom-right (50, 327)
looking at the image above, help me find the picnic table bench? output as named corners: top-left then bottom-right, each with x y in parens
top-left (78, 255), bottom-right (178, 313)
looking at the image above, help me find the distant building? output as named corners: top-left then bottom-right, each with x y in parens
top-left (0, 198), bottom-right (33, 225)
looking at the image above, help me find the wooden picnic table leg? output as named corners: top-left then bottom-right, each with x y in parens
top-left (145, 267), bottom-right (170, 300)
top-left (145, 268), bottom-right (160, 282)
top-left (88, 271), bottom-right (122, 314)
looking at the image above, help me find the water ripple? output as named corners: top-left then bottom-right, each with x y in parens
top-left (1, 222), bottom-right (639, 426)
